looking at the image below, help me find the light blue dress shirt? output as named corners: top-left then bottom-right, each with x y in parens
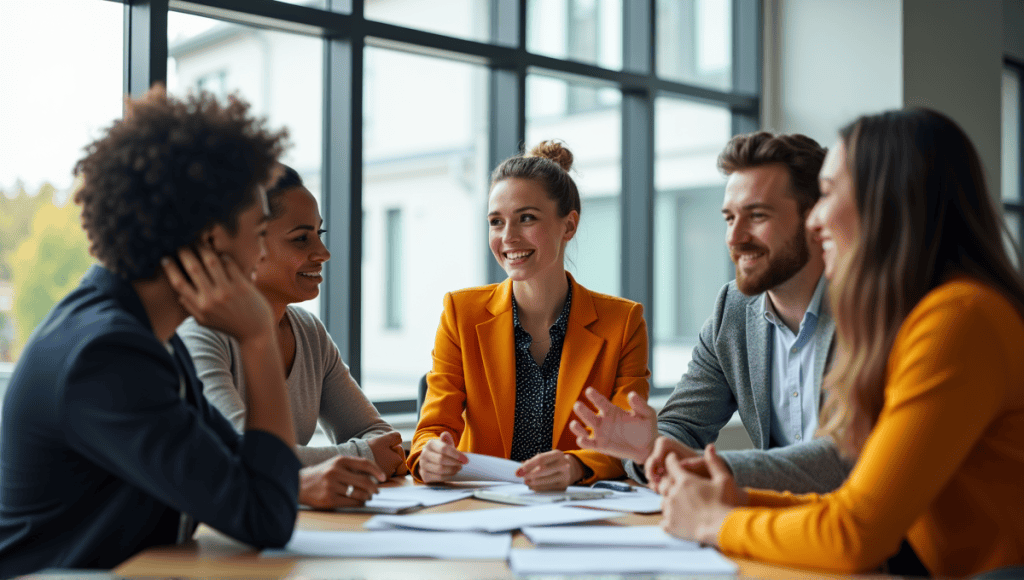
top-left (763, 276), bottom-right (827, 447)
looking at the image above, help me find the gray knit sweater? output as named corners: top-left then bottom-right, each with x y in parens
top-left (178, 305), bottom-right (394, 467)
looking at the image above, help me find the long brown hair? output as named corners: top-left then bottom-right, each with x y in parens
top-left (819, 108), bottom-right (1024, 457)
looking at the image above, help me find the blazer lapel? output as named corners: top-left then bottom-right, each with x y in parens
top-left (746, 297), bottom-right (772, 448)
top-left (552, 277), bottom-right (604, 447)
top-left (476, 280), bottom-right (517, 458)
top-left (814, 291), bottom-right (837, 407)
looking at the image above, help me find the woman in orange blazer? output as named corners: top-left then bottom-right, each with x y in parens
top-left (408, 141), bottom-right (650, 490)
top-left (656, 109), bottom-right (1024, 577)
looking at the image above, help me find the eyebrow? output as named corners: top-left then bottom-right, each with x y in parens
top-left (487, 206), bottom-right (542, 217)
top-left (287, 225), bottom-right (316, 234)
top-left (721, 203), bottom-right (775, 214)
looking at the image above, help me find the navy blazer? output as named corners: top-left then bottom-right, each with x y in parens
top-left (0, 265), bottom-right (299, 576)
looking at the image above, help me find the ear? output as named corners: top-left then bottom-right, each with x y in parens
top-left (204, 223), bottom-right (229, 253)
top-left (563, 210), bottom-right (580, 242)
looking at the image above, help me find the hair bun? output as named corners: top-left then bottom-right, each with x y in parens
top-left (526, 140), bottom-right (573, 172)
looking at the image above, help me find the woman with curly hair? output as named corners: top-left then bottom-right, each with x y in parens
top-left (657, 109), bottom-right (1024, 577)
top-left (0, 87), bottom-right (383, 576)
top-left (180, 165), bottom-right (405, 509)
top-left (408, 141), bottom-right (651, 491)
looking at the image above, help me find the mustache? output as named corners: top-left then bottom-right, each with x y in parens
top-left (730, 243), bottom-right (768, 258)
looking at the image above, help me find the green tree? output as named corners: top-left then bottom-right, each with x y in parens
top-left (1, 182), bottom-right (56, 361)
top-left (10, 201), bottom-right (93, 355)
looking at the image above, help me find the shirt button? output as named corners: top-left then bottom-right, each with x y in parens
top-left (791, 347), bottom-right (797, 353)
top-left (792, 391), bottom-right (798, 397)
top-left (796, 434), bottom-right (802, 440)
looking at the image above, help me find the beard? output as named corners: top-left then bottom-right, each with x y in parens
top-left (732, 224), bottom-right (811, 296)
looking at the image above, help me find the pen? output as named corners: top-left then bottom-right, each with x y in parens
top-left (591, 480), bottom-right (634, 492)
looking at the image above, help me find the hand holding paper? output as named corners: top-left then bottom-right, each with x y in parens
top-left (418, 432), bottom-right (469, 483)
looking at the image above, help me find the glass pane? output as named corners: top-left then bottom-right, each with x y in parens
top-left (656, 0), bottom-right (733, 91)
top-left (365, 0), bottom-right (490, 43)
top-left (1003, 67), bottom-right (1021, 201)
top-left (0, 0), bottom-right (121, 366)
top-left (168, 12), bottom-right (324, 316)
top-left (653, 97), bottom-right (731, 390)
top-left (363, 48), bottom-right (489, 401)
top-left (279, 0), bottom-right (327, 7)
top-left (527, 74), bottom-right (622, 296)
top-left (527, 0), bottom-right (623, 70)
top-left (1006, 211), bottom-right (1022, 271)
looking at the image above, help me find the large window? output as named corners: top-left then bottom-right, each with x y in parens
top-left (1003, 60), bottom-right (1024, 268)
top-left (0, 0), bottom-right (761, 414)
top-left (0, 0), bottom-right (121, 375)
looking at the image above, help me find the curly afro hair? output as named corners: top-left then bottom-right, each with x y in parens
top-left (73, 86), bottom-right (289, 280)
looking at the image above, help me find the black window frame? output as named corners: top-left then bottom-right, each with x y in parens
top-left (116, 0), bottom-right (761, 414)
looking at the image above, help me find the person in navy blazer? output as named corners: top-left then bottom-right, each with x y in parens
top-left (0, 87), bottom-right (384, 576)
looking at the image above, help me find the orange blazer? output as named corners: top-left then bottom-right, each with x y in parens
top-left (409, 273), bottom-right (651, 483)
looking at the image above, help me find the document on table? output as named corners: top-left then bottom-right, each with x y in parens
top-left (522, 525), bottom-right (700, 549)
top-left (449, 452), bottom-right (524, 483)
top-left (473, 483), bottom-right (611, 505)
top-left (329, 486), bottom-right (478, 514)
top-left (263, 529), bottom-right (511, 559)
top-left (565, 486), bottom-right (663, 514)
top-left (508, 547), bottom-right (738, 575)
top-left (365, 504), bottom-right (625, 533)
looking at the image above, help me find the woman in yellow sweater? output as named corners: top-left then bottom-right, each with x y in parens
top-left (654, 108), bottom-right (1024, 577)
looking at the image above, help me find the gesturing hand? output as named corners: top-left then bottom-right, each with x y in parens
top-left (367, 431), bottom-right (407, 477)
top-left (300, 455), bottom-right (388, 510)
top-left (417, 431), bottom-right (467, 483)
top-left (569, 388), bottom-right (657, 464)
top-left (162, 245), bottom-right (273, 343)
top-left (644, 436), bottom-right (700, 489)
top-left (516, 450), bottom-right (586, 492)
top-left (658, 444), bottom-right (746, 545)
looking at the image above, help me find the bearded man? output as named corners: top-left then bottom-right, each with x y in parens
top-left (571, 132), bottom-right (849, 494)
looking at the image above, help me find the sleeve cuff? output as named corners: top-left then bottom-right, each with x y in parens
top-left (241, 430), bottom-right (301, 497)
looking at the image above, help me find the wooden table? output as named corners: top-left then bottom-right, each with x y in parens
top-left (115, 479), bottom-right (909, 580)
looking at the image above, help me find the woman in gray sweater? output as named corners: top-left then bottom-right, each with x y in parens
top-left (180, 165), bottom-right (404, 509)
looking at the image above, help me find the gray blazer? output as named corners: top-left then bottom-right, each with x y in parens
top-left (625, 280), bottom-right (851, 494)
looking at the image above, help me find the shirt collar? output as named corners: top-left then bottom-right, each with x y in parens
top-left (512, 283), bottom-right (573, 340)
top-left (762, 275), bottom-right (827, 329)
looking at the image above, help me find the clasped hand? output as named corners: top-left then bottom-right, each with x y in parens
top-left (656, 444), bottom-right (747, 545)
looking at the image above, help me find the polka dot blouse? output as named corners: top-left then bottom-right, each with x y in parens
top-left (509, 285), bottom-right (572, 462)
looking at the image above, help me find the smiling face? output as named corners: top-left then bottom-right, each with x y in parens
top-left (722, 163), bottom-right (812, 296)
top-left (487, 177), bottom-right (578, 283)
top-left (254, 186), bottom-right (330, 306)
top-left (808, 140), bottom-right (859, 280)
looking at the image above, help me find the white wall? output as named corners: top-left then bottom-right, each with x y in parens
top-left (764, 0), bottom-right (903, 145)
top-left (766, 0), bottom-right (1009, 201)
top-left (903, 0), bottom-right (1004, 199)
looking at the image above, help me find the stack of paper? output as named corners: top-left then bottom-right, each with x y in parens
top-left (508, 547), bottom-right (738, 575)
top-left (331, 485), bottom-right (478, 514)
top-left (263, 529), bottom-right (511, 559)
top-left (511, 524), bottom-right (736, 575)
top-left (365, 504), bottom-right (625, 533)
top-left (565, 485), bottom-right (663, 514)
top-left (522, 525), bottom-right (700, 548)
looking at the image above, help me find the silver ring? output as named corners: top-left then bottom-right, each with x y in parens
top-left (344, 484), bottom-right (354, 497)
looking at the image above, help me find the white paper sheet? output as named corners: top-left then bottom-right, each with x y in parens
top-left (473, 483), bottom-right (611, 505)
top-left (365, 505), bottom-right (625, 533)
top-left (449, 452), bottom-right (524, 483)
top-left (522, 525), bottom-right (700, 549)
top-left (508, 547), bottom-right (738, 575)
top-left (373, 486), bottom-right (477, 507)
top-left (564, 487), bottom-right (663, 514)
top-left (263, 529), bottom-right (511, 559)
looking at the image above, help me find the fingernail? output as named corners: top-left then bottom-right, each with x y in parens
top-left (161, 257), bottom-right (171, 266)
